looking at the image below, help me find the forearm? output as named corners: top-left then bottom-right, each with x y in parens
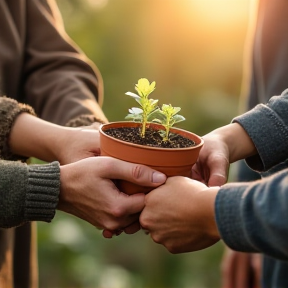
top-left (9, 113), bottom-right (77, 162)
top-left (211, 90), bottom-right (288, 171)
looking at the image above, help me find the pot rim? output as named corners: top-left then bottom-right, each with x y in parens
top-left (99, 121), bottom-right (204, 151)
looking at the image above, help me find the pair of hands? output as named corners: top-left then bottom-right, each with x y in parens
top-left (137, 123), bottom-right (260, 288)
top-left (11, 114), bottom-right (256, 253)
top-left (139, 122), bottom-right (257, 254)
top-left (57, 119), bottom-right (260, 287)
top-left (10, 113), bottom-right (261, 286)
top-left (137, 127), bottom-right (229, 253)
top-left (9, 114), bottom-right (166, 235)
top-left (58, 121), bottom-right (256, 251)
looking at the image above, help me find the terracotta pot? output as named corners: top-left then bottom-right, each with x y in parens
top-left (99, 121), bottom-right (204, 195)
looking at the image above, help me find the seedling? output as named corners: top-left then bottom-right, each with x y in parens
top-left (125, 78), bottom-right (159, 137)
top-left (152, 104), bottom-right (185, 141)
top-left (125, 78), bottom-right (185, 141)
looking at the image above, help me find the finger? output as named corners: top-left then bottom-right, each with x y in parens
top-left (102, 229), bottom-right (123, 238)
top-left (234, 253), bottom-right (251, 288)
top-left (123, 221), bottom-right (141, 234)
top-left (208, 173), bottom-right (227, 187)
top-left (221, 248), bottom-right (237, 288)
top-left (117, 193), bottom-right (145, 215)
top-left (102, 229), bottom-right (114, 238)
top-left (191, 165), bottom-right (206, 183)
top-left (100, 157), bottom-right (167, 187)
top-left (251, 254), bottom-right (262, 288)
top-left (207, 161), bottom-right (229, 187)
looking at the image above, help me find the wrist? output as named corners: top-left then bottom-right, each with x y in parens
top-left (57, 164), bottom-right (72, 213)
top-left (206, 186), bottom-right (221, 240)
top-left (51, 127), bottom-right (80, 162)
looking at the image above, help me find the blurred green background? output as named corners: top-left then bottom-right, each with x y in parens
top-left (37, 0), bottom-right (251, 287)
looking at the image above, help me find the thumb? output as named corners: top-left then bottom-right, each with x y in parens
top-left (100, 157), bottom-right (167, 187)
top-left (207, 165), bottom-right (228, 187)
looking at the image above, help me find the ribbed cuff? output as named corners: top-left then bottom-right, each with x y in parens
top-left (25, 161), bottom-right (60, 223)
top-left (215, 182), bottom-right (255, 252)
top-left (233, 104), bottom-right (288, 171)
top-left (0, 96), bottom-right (36, 161)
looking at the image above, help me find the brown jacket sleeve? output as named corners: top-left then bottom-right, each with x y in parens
top-left (22, 0), bottom-right (108, 125)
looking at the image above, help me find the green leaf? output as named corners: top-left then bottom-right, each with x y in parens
top-left (128, 107), bottom-right (143, 114)
top-left (135, 78), bottom-right (156, 97)
top-left (151, 118), bottom-right (163, 124)
top-left (125, 114), bottom-right (142, 121)
top-left (148, 109), bottom-right (164, 120)
top-left (149, 99), bottom-right (159, 106)
top-left (172, 114), bottom-right (185, 123)
top-left (125, 92), bottom-right (140, 99)
top-left (124, 77), bottom-right (186, 141)
top-left (172, 107), bottom-right (181, 115)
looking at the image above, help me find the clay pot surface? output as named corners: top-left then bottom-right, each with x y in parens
top-left (99, 122), bottom-right (204, 194)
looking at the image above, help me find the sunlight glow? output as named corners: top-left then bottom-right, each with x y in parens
top-left (191, 0), bottom-right (250, 24)
top-left (85, 0), bottom-right (109, 9)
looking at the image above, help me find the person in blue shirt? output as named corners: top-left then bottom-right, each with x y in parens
top-left (140, 88), bottom-right (288, 288)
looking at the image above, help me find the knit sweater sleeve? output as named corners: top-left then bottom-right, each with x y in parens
top-left (0, 160), bottom-right (60, 228)
top-left (232, 89), bottom-right (288, 172)
top-left (0, 96), bottom-right (36, 161)
top-left (216, 168), bottom-right (288, 261)
top-left (215, 89), bottom-right (288, 261)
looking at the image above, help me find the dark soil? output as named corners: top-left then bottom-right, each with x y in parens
top-left (104, 127), bottom-right (195, 148)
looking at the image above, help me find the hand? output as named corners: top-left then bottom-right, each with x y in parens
top-left (58, 156), bottom-right (167, 233)
top-left (139, 176), bottom-right (220, 253)
top-left (221, 247), bottom-right (262, 288)
top-left (56, 124), bottom-right (101, 164)
top-left (192, 123), bottom-right (256, 186)
top-left (192, 130), bottom-right (230, 187)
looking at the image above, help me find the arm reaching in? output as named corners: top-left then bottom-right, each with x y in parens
top-left (9, 112), bottom-right (101, 164)
top-left (0, 97), bottom-right (167, 230)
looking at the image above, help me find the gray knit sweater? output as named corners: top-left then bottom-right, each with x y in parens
top-left (216, 89), bottom-right (288, 287)
top-left (0, 97), bottom-right (60, 228)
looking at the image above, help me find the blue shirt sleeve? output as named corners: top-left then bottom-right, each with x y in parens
top-left (232, 89), bottom-right (288, 172)
top-left (216, 168), bottom-right (288, 261)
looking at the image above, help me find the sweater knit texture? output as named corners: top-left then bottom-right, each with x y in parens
top-left (0, 96), bottom-right (60, 227)
top-left (216, 89), bottom-right (288, 288)
top-left (0, 96), bottom-right (36, 161)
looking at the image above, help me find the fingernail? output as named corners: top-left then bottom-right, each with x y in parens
top-left (152, 172), bottom-right (166, 183)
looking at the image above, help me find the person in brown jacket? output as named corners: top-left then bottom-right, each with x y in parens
top-left (0, 1), bottom-right (126, 287)
top-left (0, 97), bottom-right (166, 288)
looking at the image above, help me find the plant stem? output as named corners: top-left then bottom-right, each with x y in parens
top-left (141, 115), bottom-right (147, 137)
top-left (162, 116), bottom-right (171, 141)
